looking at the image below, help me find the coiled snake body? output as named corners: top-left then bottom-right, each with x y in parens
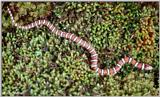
top-left (7, 7), bottom-right (153, 76)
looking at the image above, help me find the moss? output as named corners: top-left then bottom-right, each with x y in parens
top-left (2, 2), bottom-right (159, 96)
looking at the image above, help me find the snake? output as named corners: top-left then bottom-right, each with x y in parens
top-left (7, 7), bottom-right (153, 76)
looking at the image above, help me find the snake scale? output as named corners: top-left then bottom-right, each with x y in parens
top-left (7, 7), bottom-right (153, 76)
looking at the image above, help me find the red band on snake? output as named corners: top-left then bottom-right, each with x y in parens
top-left (7, 7), bottom-right (153, 76)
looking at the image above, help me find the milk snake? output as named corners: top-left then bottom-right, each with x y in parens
top-left (7, 7), bottom-right (153, 76)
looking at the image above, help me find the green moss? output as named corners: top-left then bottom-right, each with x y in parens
top-left (2, 2), bottom-right (159, 96)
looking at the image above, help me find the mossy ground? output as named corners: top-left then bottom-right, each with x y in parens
top-left (2, 2), bottom-right (159, 96)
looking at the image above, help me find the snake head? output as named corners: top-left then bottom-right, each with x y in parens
top-left (145, 64), bottom-right (153, 70)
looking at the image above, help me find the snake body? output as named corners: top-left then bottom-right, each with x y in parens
top-left (7, 7), bottom-right (153, 76)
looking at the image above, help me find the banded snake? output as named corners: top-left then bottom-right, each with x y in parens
top-left (7, 7), bottom-right (153, 76)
